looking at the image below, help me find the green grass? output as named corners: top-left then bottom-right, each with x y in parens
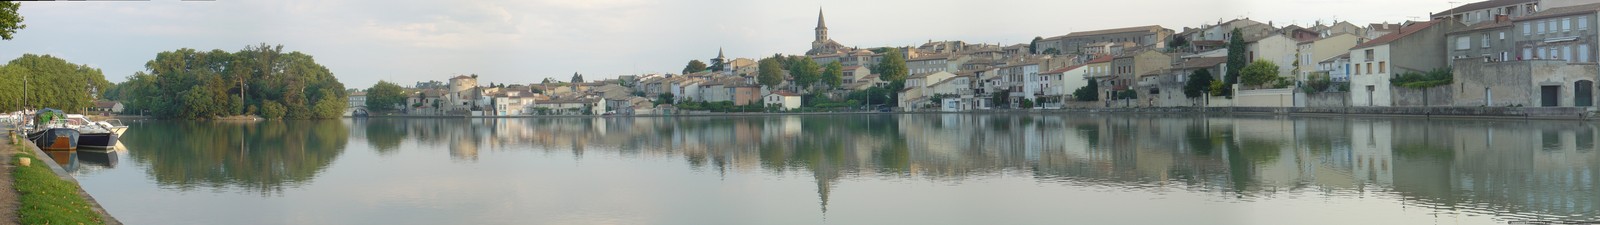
top-left (12, 145), bottom-right (106, 225)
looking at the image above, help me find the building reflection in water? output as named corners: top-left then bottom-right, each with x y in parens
top-left (371, 115), bottom-right (1596, 222)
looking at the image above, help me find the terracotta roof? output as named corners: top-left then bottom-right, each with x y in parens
top-left (94, 101), bottom-right (120, 108)
top-left (1086, 55), bottom-right (1115, 64)
top-left (1319, 53), bottom-right (1351, 64)
top-left (1517, 3), bottom-right (1600, 21)
top-left (1173, 57), bottom-right (1227, 69)
top-left (927, 76), bottom-right (967, 88)
top-left (1041, 64), bottom-right (1086, 74)
top-left (1351, 20), bottom-right (1445, 50)
top-left (908, 53), bottom-right (950, 61)
top-left (1049, 25), bottom-right (1167, 40)
top-left (1431, 0), bottom-right (1539, 18)
top-left (350, 91), bottom-right (366, 96)
top-left (1138, 69), bottom-right (1166, 77)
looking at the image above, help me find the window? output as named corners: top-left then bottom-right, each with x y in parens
top-left (1366, 63), bottom-right (1372, 74)
top-left (1525, 48), bottom-right (1534, 59)
top-left (1378, 62), bottom-right (1386, 73)
top-left (1538, 20), bottom-right (1546, 34)
top-left (1524, 22), bottom-right (1532, 35)
top-left (1566, 46), bottom-right (1574, 62)
top-left (1499, 32), bottom-right (1506, 40)
top-left (1457, 36), bottom-right (1472, 50)
top-left (1581, 16), bottom-right (1589, 30)
top-left (1582, 45), bottom-right (1591, 62)
top-left (1364, 49), bottom-right (1375, 61)
top-left (1482, 33), bottom-right (1491, 48)
top-left (1564, 18), bottom-right (1572, 32)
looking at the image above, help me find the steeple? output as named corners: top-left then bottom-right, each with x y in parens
top-left (718, 47), bottom-right (726, 59)
top-left (816, 8), bottom-right (827, 29)
top-left (814, 8), bottom-right (829, 42)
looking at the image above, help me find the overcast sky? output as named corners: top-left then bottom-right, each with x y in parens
top-left (0, 0), bottom-right (1448, 88)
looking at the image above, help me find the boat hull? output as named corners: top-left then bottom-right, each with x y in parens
top-left (28, 128), bottom-right (79, 151)
top-left (78, 132), bottom-right (117, 149)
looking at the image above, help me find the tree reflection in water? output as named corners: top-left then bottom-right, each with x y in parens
top-left (111, 115), bottom-right (1600, 222)
top-left (123, 120), bottom-right (348, 195)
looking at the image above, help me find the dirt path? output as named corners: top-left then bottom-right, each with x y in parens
top-left (0, 130), bottom-right (21, 225)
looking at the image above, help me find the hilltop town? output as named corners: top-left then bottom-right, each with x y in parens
top-left (348, 0), bottom-right (1600, 117)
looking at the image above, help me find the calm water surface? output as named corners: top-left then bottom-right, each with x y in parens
top-left (60, 115), bottom-right (1600, 225)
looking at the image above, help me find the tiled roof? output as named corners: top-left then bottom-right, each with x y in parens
top-left (1041, 64), bottom-right (1086, 74)
top-left (1517, 2), bottom-right (1600, 21)
top-left (94, 101), bottom-right (119, 108)
top-left (927, 76), bottom-right (967, 88)
top-left (1431, 0), bottom-right (1539, 18)
top-left (1319, 53), bottom-right (1351, 64)
top-left (770, 91), bottom-right (802, 97)
top-left (1086, 55), bottom-right (1116, 64)
top-left (1049, 25), bottom-right (1167, 40)
top-left (1351, 20), bottom-right (1444, 50)
top-left (1173, 57), bottom-right (1227, 70)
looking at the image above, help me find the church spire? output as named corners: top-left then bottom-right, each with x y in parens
top-left (816, 8), bottom-right (827, 29)
top-left (814, 8), bottom-right (829, 42)
top-left (718, 47), bottom-right (725, 59)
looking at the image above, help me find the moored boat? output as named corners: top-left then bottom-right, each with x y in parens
top-left (28, 128), bottom-right (79, 151)
top-left (24, 108), bottom-right (81, 151)
top-left (64, 114), bottom-right (120, 149)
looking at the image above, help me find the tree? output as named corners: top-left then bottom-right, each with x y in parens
top-left (1073, 80), bottom-right (1099, 101)
top-left (365, 81), bottom-right (405, 112)
top-left (1168, 35), bottom-right (1188, 49)
top-left (876, 48), bottom-right (908, 85)
top-left (0, 2), bottom-right (25, 40)
top-left (991, 91), bottom-right (1012, 108)
top-left (758, 58), bottom-right (783, 88)
top-left (682, 60), bottom-right (708, 74)
top-left (570, 72), bottom-right (584, 83)
top-left (0, 54), bottom-right (110, 113)
top-left (121, 44), bottom-right (346, 119)
top-left (1225, 28), bottom-right (1246, 89)
top-left (1240, 60), bottom-right (1281, 88)
top-left (822, 61), bottom-right (843, 89)
top-left (1183, 69), bottom-right (1215, 98)
top-left (1042, 48), bottom-right (1061, 55)
top-left (1029, 36), bottom-right (1044, 54)
top-left (793, 57), bottom-right (821, 90)
top-left (656, 93), bottom-right (675, 105)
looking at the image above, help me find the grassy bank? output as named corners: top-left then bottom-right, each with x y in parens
top-left (11, 142), bottom-right (105, 224)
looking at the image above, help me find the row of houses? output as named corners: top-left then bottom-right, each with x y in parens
top-left (358, 0), bottom-right (1600, 114)
top-left (887, 0), bottom-right (1600, 111)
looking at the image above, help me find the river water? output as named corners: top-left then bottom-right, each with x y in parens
top-left (58, 114), bottom-right (1600, 225)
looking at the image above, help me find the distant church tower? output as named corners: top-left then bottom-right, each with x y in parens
top-left (806, 8), bottom-right (846, 56)
top-left (815, 8), bottom-right (828, 42)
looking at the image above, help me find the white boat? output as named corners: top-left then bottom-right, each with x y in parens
top-left (62, 114), bottom-right (127, 149)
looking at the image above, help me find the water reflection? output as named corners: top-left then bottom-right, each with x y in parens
top-left (343, 115), bottom-right (1599, 222)
top-left (120, 120), bottom-right (349, 195)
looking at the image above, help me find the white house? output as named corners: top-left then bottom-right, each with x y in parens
top-left (765, 91), bottom-right (803, 111)
top-left (1245, 34), bottom-right (1300, 79)
top-left (491, 91), bottom-right (536, 116)
top-left (1349, 20), bottom-right (1449, 107)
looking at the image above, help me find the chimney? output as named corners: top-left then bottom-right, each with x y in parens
top-left (1495, 14), bottom-right (1510, 23)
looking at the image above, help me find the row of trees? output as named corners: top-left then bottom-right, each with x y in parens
top-left (111, 44), bottom-right (348, 119)
top-left (0, 54), bottom-right (113, 113)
